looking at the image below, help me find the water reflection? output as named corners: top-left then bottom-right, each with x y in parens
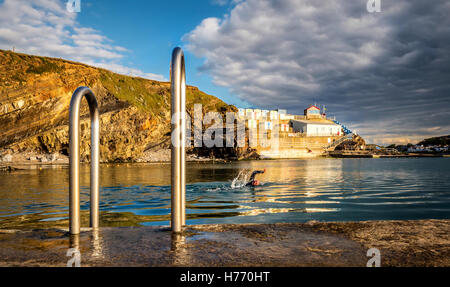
top-left (67, 228), bottom-right (104, 266)
top-left (1, 158), bottom-right (450, 228)
top-left (170, 232), bottom-right (189, 265)
top-left (171, 232), bottom-right (186, 251)
top-left (90, 228), bottom-right (104, 259)
top-left (69, 233), bottom-right (80, 249)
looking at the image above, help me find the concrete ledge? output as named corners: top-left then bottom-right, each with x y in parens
top-left (0, 219), bottom-right (449, 267)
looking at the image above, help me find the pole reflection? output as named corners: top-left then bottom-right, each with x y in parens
top-left (90, 228), bottom-right (104, 259)
top-left (69, 233), bottom-right (79, 249)
top-left (170, 232), bottom-right (188, 266)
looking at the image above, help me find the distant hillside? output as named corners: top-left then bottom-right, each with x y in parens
top-left (0, 49), bottom-right (236, 162)
top-left (418, 135), bottom-right (450, 146)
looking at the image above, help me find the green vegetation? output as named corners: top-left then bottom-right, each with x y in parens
top-left (99, 69), bottom-right (235, 116)
top-left (11, 73), bottom-right (26, 84)
top-left (26, 58), bottom-right (62, 74)
top-left (186, 87), bottom-right (235, 115)
top-left (418, 135), bottom-right (450, 146)
top-left (0, 210), bottom-right (168, 230)
top-left (99, 70), bottom-right (166, 114)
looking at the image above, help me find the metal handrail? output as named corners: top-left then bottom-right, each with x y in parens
top-left (324, 134), bottom-right (353, 151)
top-left (170, 47), bottom-right (186, 233)
top-left (69, 86), bottom-right (100, 235)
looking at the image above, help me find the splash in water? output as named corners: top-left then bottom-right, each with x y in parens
top-left (231, 169), bottom-right (253, 189)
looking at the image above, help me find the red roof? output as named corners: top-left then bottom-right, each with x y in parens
top-left (305, 105), bottom-right (320, 111)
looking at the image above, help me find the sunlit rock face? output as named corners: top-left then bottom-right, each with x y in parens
top-left (0, 50), bottom-right (236, 162)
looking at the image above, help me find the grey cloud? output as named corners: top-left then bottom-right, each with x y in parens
top-left (184, 0), bottom-right (450, 144)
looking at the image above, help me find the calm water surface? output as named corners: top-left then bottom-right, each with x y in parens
top-left (1, 158), bottom-right (449, 228)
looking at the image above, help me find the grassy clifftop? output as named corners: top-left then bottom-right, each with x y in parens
top-left (418, 135), bottom-right (450, 146)
top-left (98, 69), bottom-right (231, 115)
top-left (0, 49), bottom-right (236, 162)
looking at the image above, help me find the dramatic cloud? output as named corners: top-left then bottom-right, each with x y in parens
top-left (0, 0), bottom-right (165, 81)
top-left (185, 0), bottom-right (450, 144)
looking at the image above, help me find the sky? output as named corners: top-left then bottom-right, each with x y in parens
top-left (0, 0), bottom-right (449, 145)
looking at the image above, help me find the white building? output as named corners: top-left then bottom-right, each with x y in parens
top-left (238, 108), bottom-right (246, 118)
top-left (247, 119), bottom-right (257, 129)
top-left (264, 121), bottom-right (273, 130)
top-left (290, 120), bottom-right (341, 136)
top-left (269, 110), bottom-right (278, 120)
top-left (280, 123), bottom-right (290, 132)
top-left (408, 145), bottom-right (426, 152)
top-left (254, 109), bottom-right (262, 119)
top-left (280, 114), bottom-right (295, 120)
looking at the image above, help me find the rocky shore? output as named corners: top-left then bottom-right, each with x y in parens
top-left (0, 150), bottom-right (226, 171)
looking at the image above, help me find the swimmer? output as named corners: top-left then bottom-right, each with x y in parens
top-left (246, 169), bottom-right (266, 186)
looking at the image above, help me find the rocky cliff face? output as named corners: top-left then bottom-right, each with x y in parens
top-left (0, 50), bottom-right (236, 162)
top-left (335, 134), bottom-right (366, 150)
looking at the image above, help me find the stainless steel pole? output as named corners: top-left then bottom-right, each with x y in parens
top-left (69, 86), bottom-right (100, 235)
top-left (170, 47), bottom-right (186, 232)
top-left (180, 52), bottom-right (186, 227)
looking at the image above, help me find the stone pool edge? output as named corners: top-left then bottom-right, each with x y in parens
top-left (0, 219), bottom-right (449, 267)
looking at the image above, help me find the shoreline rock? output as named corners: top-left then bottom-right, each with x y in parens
top-left (0, 150), bottom-right (230, 168)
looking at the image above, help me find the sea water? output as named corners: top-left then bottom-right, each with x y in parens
top-left (0, 158), bottom-right (449, 228)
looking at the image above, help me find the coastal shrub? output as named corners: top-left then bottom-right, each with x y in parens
top-left (26, 59), bottom-right (61, 74)
top-left (99, 71), bottom-right (165, 115)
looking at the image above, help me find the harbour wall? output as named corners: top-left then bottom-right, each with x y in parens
top-left (255, 134), bottom-right (343, 159)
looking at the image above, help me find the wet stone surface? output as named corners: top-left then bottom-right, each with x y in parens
top-left (0, 220), bottom-right (449, 267)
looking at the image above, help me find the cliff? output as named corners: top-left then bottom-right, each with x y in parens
top-left (0, 49), bottom-right (236, 162)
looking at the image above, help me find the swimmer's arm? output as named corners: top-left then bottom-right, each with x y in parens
top-left (249, 170), bottom-right (265, 182)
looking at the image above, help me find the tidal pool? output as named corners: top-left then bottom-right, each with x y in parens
top-left (1, 158), bottom-right (450, 229)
